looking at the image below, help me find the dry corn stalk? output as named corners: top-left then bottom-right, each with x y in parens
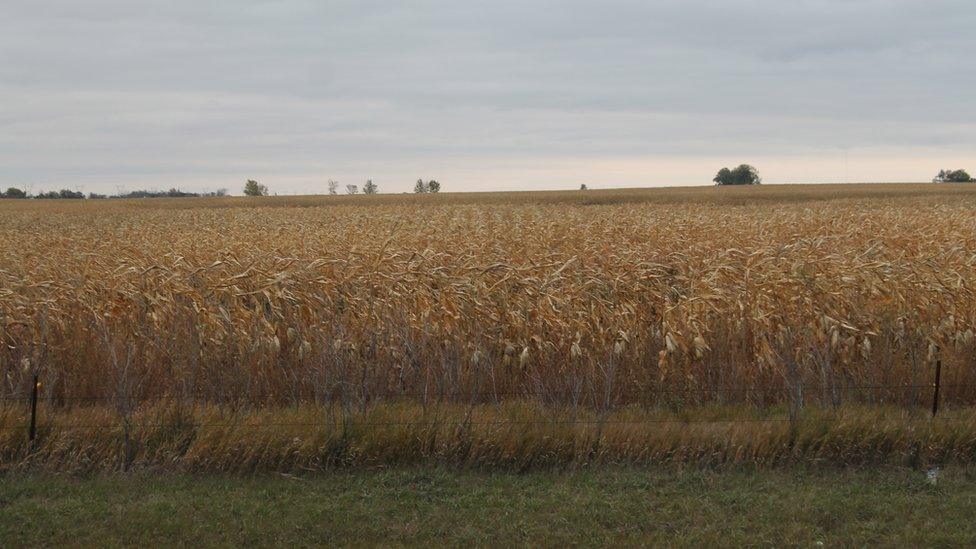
top-left (1, 186), bottom-right (974, 409)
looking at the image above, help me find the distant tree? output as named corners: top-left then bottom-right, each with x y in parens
top-left (328, 179), bottom-right (339, 195)
top-left (713, 164), bottom-right (761, 186)
top-left (714, 168), bottom-right (734, 185)
top-left (165, 188), bottom-right (199, 198)
top-left (59, 189), bottom-right (85, 199)
top-left (2, 187), bottom-right (27, 199)
top-left (197, 189), bottom-right (225, 197)
top-left (243, 179), bottom-right (268, 196)
top-left (951, 170), bottom-right (973, 182)
top-left (414, 179), bottom-right (429, 193)
top-left (951, 170), bottom-right (972, 182)
top-left (427, 180), bottom-right (440, 193)
top-left (580, 184), bottom-right (588, 191)
top-left (87, 192), bottom-right (107, 199)
top-left (933, 169), bottom-right (973, 183)
top-left (363, 179), bottom-right (378, 194)
top-left (114, 189), bottom-right (199, 199)
top-left (346, 184), bottom-right (359, 195)
top-left (33, 189), bottom-right (83, 199)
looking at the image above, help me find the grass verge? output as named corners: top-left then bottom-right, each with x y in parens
top-left (1, 467), bottom-right (975, 546)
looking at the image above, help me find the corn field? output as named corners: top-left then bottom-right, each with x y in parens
top-left (2, 185), bottom-right (976, 412)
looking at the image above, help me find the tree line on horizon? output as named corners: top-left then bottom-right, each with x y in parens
top-left (244, 178), bottom-right (441, 196)
top-left (0, 177), bottom-right (444, 199)
top-left (4, 168), bottom-right (974, 199)
top-left (0, 187), bottom-right (229, 200)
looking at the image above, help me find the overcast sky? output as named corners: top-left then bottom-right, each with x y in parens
top-left (2, 1), bottom-right (974, 195)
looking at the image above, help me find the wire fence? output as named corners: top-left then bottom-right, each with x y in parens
top-left (3, 368), bottom-right (972, 441)
top-left (2, 382), bottom-right (971, 403)
top-left (5, 412), bottom-right (976, 437)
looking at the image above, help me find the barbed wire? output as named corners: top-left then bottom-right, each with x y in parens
top-left (3, 413), bottom-right (975, 435)
top-left (0, 382), bottom-right (965, 403)
top-left (1, 380), bottom-right (968, 436)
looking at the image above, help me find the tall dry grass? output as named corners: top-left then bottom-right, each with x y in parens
top-left (2, 402), bottom-right (975, 472)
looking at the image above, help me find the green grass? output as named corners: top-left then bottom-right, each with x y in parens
top-left (2, 467), bottom-right (975, 546)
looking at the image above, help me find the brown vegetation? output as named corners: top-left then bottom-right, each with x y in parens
top-left (3, 402), bottom-right (975, 471)
top-left (1, 183), bottom-right (975, 411)
top-left (3, 182), bottom-right (976, 469)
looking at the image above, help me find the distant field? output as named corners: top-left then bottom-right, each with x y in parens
top-left (2, 183), bottom-right (976, 469)
top-left (2, 182), bottom-right (966, 210)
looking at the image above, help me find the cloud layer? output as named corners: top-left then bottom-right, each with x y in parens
top-left (2, 0), bottom-right (974, 194)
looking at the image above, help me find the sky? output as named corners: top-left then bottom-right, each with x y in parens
top-left (1, 0), bottom-right (974, 195)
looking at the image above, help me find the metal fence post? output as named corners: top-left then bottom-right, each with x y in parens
top-left (29, 374), bottom-right (39, 445)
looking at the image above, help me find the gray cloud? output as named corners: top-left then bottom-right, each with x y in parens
top-left (1, 0), bottom-right (973, 194)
